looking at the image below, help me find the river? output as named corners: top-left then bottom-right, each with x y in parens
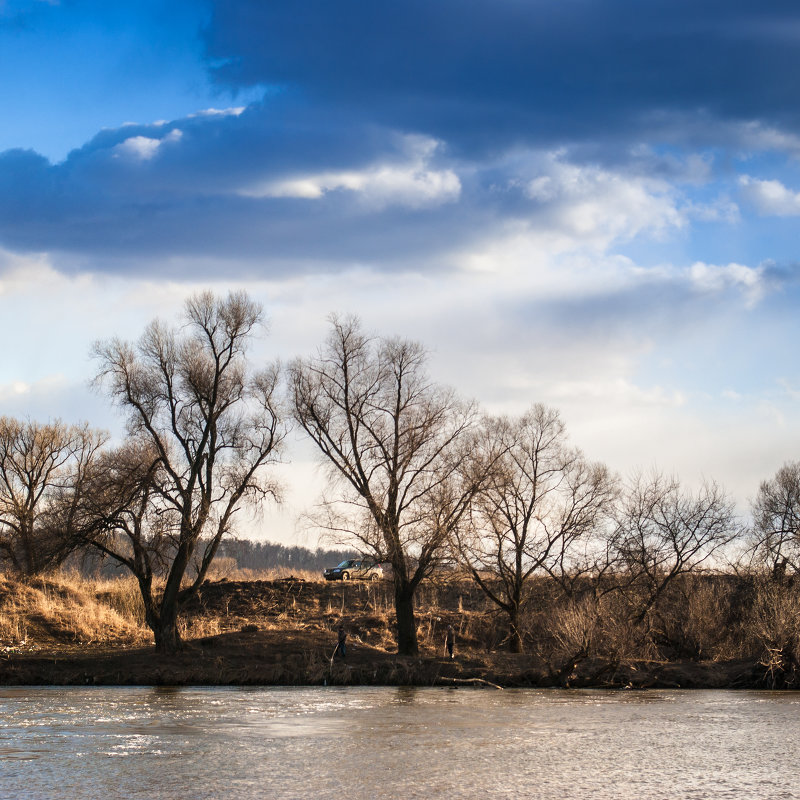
top-left (1, 687), bottom-right (799, 799)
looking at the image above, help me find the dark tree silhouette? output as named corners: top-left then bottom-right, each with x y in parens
top-left (89, 291), bottom-right (285, 652)
top-left (0, 417), bottom-right (105, 576)
top-left (291, 316), bottom-right (486, 655)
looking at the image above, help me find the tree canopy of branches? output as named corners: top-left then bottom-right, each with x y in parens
top-left (750, 461), bottom-right (800, 578)
top-left (0, 417), bottom-right (105, 576)
top-left (610, 472), bottom-right (738, 624)
top-left (88, 291), bottom-right (285, 652)
top-left (457, 405), bottom-right (617, 652)
top-left (291, 316), bottom-right (484, 655)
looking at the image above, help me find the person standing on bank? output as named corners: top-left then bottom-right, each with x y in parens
top-left (445, 625), bottom-right (455, 660)
top-left (334, 623), bottom-right (347, 660)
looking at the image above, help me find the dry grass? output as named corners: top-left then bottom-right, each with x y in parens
top-left (7, 565), bottom-right (797, 682)
top-left (0, 571), bottom-right (151, 647)
top-left (0, 562), bottom-right (326, 648)
top-left (201, 559), bottom-right (324, 583)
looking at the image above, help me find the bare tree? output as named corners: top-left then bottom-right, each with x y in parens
top-left (290, 316), bottom-right (484, 655)
top-left (750, 461), bottom-right (800, 578)
top-left (610, 471), bottom-right (739, 624)
top-left (90, 291), bottom-right (285, 652)
top-left (77, 438), bottom-right (173, 622)
top-left (0, 417), bottom-right (106, 575)
top-left (456, 405), bottom-right (617, 652)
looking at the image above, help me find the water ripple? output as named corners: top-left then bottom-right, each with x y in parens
top-left (1, 687), bottom-right (799, 799)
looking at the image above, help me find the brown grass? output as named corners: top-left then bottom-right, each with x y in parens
top-left (3, 567), bottom-right (799, 689)
top-left (0, 571), bottom-right (151, 647)
top-left (201, 560), bottom-right (324, 583)
top-left (0, 563), bottom-right (328, 649)
top-left (4, 566), bottom-right (798, 683)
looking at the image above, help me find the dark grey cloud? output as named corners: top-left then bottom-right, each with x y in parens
top-left (2, 0), bottom-right (796, 276)
top-left (204, 0), bottom-right (800, 155)
top-left (0, 107), bottom-right (510, 272)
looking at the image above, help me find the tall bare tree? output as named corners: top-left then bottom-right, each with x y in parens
top-left (750, 461), bottom-right (800, 578)
top-left (291, 316), bottom-right (484, 655)
top-left (0, 417), bottom-right (106, 575)
top-left (610, 471), bottom-right (739, 624)
top-left (90, 291), bottom-right (285, 652)
top-left (456, 405), bottom-right (617, 652)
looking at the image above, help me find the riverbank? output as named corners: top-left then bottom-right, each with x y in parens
top-left (0, 626), bottom-right (763, 689)
top-left (0, 572), bottom-right (774, 688)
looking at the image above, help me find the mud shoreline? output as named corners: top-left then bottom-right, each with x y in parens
top-left (0, 629), bottom-right (763, 690)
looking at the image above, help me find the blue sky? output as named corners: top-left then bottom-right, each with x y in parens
top-left (1, 0), bottom-right (799, 541)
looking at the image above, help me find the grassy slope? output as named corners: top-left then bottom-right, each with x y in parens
top-left (0, 570), bottom-right (772, 688)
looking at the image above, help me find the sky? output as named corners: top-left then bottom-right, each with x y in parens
top-left (1, 0), bottom-right (799, 545)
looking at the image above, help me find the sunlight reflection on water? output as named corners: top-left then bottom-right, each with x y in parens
top-left (1, 687), bottom-right (799, 799)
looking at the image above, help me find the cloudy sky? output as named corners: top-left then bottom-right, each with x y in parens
top-left (1, 0), bottom-right (799, 543)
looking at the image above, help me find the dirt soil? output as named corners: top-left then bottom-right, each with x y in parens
top-left (0, 577), bottom-right (768, 689)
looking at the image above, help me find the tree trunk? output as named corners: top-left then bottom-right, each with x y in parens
top-left (21, 524), bottom-right (37, 577)
top-left (153, 606), bottom-right (182, 654)
top-left (135, 574), bottom-right (182, 654)
top-left (151, 538), bottom-right (192, 653)
top-left (150, 583), bottom-right (182, 654)
top-left (395, 583), bottom-right (418, 655)
top-left (508, 606), bottom-right (524, 654)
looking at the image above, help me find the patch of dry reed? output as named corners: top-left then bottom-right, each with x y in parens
top-left (0, 570), bottom-right (151, 646)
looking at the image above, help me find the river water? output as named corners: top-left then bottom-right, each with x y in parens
top-left (1, 687), bottom-right (799, 799)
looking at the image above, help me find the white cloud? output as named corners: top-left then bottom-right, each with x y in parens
top-left (688, 260), bottom-right (766, 304)
top-left (189, 106), bottom-right (246, 118)
top-left (0, 381), bottom-right (31, 397)
top-left (739, 175), bottom-right (800, 216)
top-left (456, 163), bottom-right (683, 278)
top-left (114, 128), bottom-right (183, 161)
top-left (239, 135), bottom-right (461, 209)
top-left (262, 165), bottom-right (461, 208)
top-left (522, 153), bottom-right (686, 251)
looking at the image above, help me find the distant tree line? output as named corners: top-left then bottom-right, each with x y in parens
top-left (0, 290), bottom-right (798, 661)
top-left (215, 539), bottom-right (356, 574)
top-left (65, 538), bottom-right (356, 579)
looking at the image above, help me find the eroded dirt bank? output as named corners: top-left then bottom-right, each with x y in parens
top-left (0, 632), bottom-right (762, 689)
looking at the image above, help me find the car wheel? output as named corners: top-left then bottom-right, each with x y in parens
top-left (370, 573), bottom-right (379, 581)
top-left (341, 572), bottom-right (350, 581)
